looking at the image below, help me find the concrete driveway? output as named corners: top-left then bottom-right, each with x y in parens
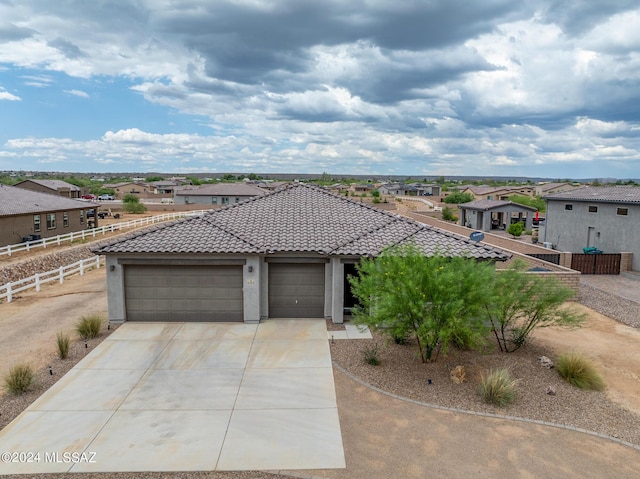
top-left (0, 320), bottom-right (345, 475)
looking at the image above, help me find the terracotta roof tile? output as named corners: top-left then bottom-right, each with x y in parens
top-left (94, 184), bottom-right (510, 260)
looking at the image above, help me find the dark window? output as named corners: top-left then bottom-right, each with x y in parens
top-left (80, 210), bottom-right (85, 224)
top-left (588, 205), bottom-right (598, 213)
top-left (212, 197), bottom-right (218, 204)
top-left (565, 204), bottom-right (573, 210)
top-left (33, 215), bottom-right (41, 232)
top-left (617, 207), bottom-right (629, 216)
top-left (63, 211), bottom-right (69, 227)
top-left (46, 213), bottom-right (56, 230)
top-left (221, 197), bottom-right (229, 205)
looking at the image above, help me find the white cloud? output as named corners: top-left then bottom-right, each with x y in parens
top-left (0, 90), bottom-right (21, 101)
top-left (64, 89), bottom-right (89, 98)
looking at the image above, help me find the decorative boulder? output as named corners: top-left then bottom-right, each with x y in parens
top-left (546, 386), bottom-right (557, 396)
top-left (539, 356), bottom-right (554, 369)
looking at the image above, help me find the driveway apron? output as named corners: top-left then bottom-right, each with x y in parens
top-left (0, 320), bottom-right (345, 474)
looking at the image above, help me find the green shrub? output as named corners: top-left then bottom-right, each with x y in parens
top-left (4, 364), bottom-right (35, 395)
top-left (56, 332), bottom-right (70, 359)
top-left (556, 352), bottom-right (605, 390)
top-left (443, 192), bottom-right (474, 204)
top-left (479, 368), bottom-right (518, 407)
top-left (442, 206), bottom-right (457, 221)
top-left (122, 197), bottom-right (147, 214)
top-left (507, 222), bottom-right (524, 237)
top-left (76, 315), bottom-right (103, 339)
top-left (362, 343), bottom-right (381, 365)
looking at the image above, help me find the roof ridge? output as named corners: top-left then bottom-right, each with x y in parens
top-left (201, 214), bottom-right (264, 252)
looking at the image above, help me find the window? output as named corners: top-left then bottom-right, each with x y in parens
top-left (212, 197), bottom-right (218, 205)
top-left (235, 197), bottom-right (240, 203)
top-left (184, 196), bottom-right (190, 204)
top-left (80, 210), bottom-right (85, 224)
top-left (46, 213), bottom-right (56, 230)
top-left (565, 204), bottom-right (573, 211)
top-left (617, 207), bottom-right (629, 216)
top-left (588, 205), bottom-right (598, 213)
top-left (63, 211), bottom-right (69, 227)
top-left (33, 215), bottom-right (41, 232)
top-left (221, 197), bottom-right (229, 205)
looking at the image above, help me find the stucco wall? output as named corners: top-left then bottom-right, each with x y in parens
top-left (0, 209), bottom-right (91, 247)
top-left (544, 200), bottom-right (640, 271)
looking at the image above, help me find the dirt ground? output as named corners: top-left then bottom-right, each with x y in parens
top-left (531, 303), bottom-right (640, 416)
top-left (0, 267), bottom-right (107, 382)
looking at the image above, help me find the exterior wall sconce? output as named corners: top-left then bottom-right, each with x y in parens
top-left (248, 266), bottom-right (253, 272)
top-left (109, 265), bottom-right (116, 272)
top-left (596, 232), bottom-right (601, 238)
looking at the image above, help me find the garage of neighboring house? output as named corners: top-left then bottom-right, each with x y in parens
top-left (124, 264), bottom-right (244, 322)
top-left (94, 183), bottom-right (509, 324)
top-left (268, 262), bottom-right (326, 318)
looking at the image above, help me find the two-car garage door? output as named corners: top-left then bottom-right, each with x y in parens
top-left (124, 265), bottom-right (244, 322)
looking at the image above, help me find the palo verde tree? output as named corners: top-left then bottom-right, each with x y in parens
top-left (349, 244), bottom-right (496, 362)
top-left (482, 260), bottom-right (584, 352)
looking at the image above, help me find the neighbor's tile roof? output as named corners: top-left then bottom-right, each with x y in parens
top-left (94, 184), bottom-right (510, 260)
top-left (0, 184), bottom-right (96, 216)
top-left (544, 186), bottom-right (640, 203)
top-left (459, 200), bottom-right (537, 211)
top-left (175, 183), bottom-right (268, 197)
top-left (15, 179), bottom-right (81, 191)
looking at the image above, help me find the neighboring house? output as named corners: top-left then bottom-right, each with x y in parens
top-left (458, 200), bottom-right (537, 232)
top-left (94, 184), bottom-right (510, 324)
top-left (409, 183), bottom-right (441, 197)
top-left (378, 183), bottom-right (419, 196)
top-left (148, 179), bottom-right (191, 194)
top-left (104, 182), bottom-right (151, 198)
top-left (0, 185), bottom-right (98, 246)
top-left (13, 179), bottom-right (81, 199)
top-left (543, 186), bottom-right (640, 271)
top-left (534, 182), bottom-right (575, 196)
top-left (174, 183), bottom-right (268, 205)
top-left (349, 183), bottom-right (375, 194)
top-left (462, 186), bottom-right (536, 200)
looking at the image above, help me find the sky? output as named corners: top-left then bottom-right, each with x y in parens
top-left (0, 1), bottom-right (639, 178)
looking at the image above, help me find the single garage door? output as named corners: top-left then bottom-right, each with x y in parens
top-left (124, 265), bottom-right (243, 322)
top-left (269, 263), bottom-right (325, 318)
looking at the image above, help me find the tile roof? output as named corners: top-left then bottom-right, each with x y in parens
top-left (459, 200), bottom-right (537, 211)
top-left (0, 185), bottom-right (97, 216)
top-left (175, 183), bottom-right (267, 197)
top-left (15, 179), bottom-right (81, 191)
top-left (543, 186), bottom-right (640, 203)
top-left (94, 184), bottom-right (510, 260)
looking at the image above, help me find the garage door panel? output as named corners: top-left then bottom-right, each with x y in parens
top-left (125, 265), bottom-right (244, 322)
top-left (269, 263), bottom-right (325, 318)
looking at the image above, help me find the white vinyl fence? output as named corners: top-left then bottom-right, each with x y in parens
top-left (1, 256), bottom-right (104, 303)
top-left (0, 210), bottom-right (209, 257)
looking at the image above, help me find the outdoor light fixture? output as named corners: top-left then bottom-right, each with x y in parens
top-left (109, 265), bottom-right (116, 272)
top-left (597, 232), bottom-right (601, 238)
top-left (248, 266), bottom-right (253, 272)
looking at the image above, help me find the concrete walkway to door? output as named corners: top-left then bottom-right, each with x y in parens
top-left (0, 320), bottom-right (345, 475)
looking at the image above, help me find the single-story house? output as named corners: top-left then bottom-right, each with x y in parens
top-left (104, 182), bottom-right (151, 198)
top-left (0, 185), bottom-right (98, 246)
top-left (458, 200), bottom-right (537, 232)
top-left (174, 183), bottom-right (268, 205)
top-left (378, 183), bottom-right (420, 196)
top-left (462, 185), bottom-right (536, 200)
top-left (534, 182), bottom-right (576, 196)
top-left (543, 186), bottom-right (640, 271)
top-left (147, 179), bottom-right (191, 194)
top-left (410, 183), bottom-right (441, 197)
top-left (13, 179), bottom-right (81, 199)
top-left (349, 183), bottom-right (375, 194)
top-left (94, 184), bottom-right (510, 324)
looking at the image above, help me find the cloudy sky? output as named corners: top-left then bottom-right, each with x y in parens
top-left (1, 1), bottom-right (639, 178)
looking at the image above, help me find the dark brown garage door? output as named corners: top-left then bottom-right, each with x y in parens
top-left (268, 263), bottom-right (325, 318)
top-left (124, 265), bottom-right (243, 322)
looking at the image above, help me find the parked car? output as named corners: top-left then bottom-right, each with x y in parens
top-left (81, 194), bottom-right (96, 200)
top-left (97, 194), bottom-right (115, 200)
top-left (87, 209), bottom-right (109, 219)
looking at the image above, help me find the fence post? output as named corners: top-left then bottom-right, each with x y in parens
top-left (92, 228), bottom-right (96, 237)
top-left (7, 244), bottom-right (11, 257)
top-left (26, 241), bottom-right (30, 252)
top-left (96, 256), bottom-right (101, 269)
top-left (57, 234), bottom-right (61, 246)
top-left (80, 260), bottom-right (85, 276)
top-left (35, 273), bottom-right (41, 292)
top-left (59, 266), bottom-right (64, 284)
top-left (7, 282), bottom-right (12, 303)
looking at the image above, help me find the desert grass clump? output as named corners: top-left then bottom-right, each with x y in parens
top-left (56, 332), bottom-right (70, 359)
top-left (4, 363), bottom-right (35, 395)
top-left (479, 368), bottom-right (518, 407)
top-left (556, 352), bottom-right (605, 391)
top-left (362, 343), bottom-right (381, 366)
top-left (75, 314), bottom-right (103, 339)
